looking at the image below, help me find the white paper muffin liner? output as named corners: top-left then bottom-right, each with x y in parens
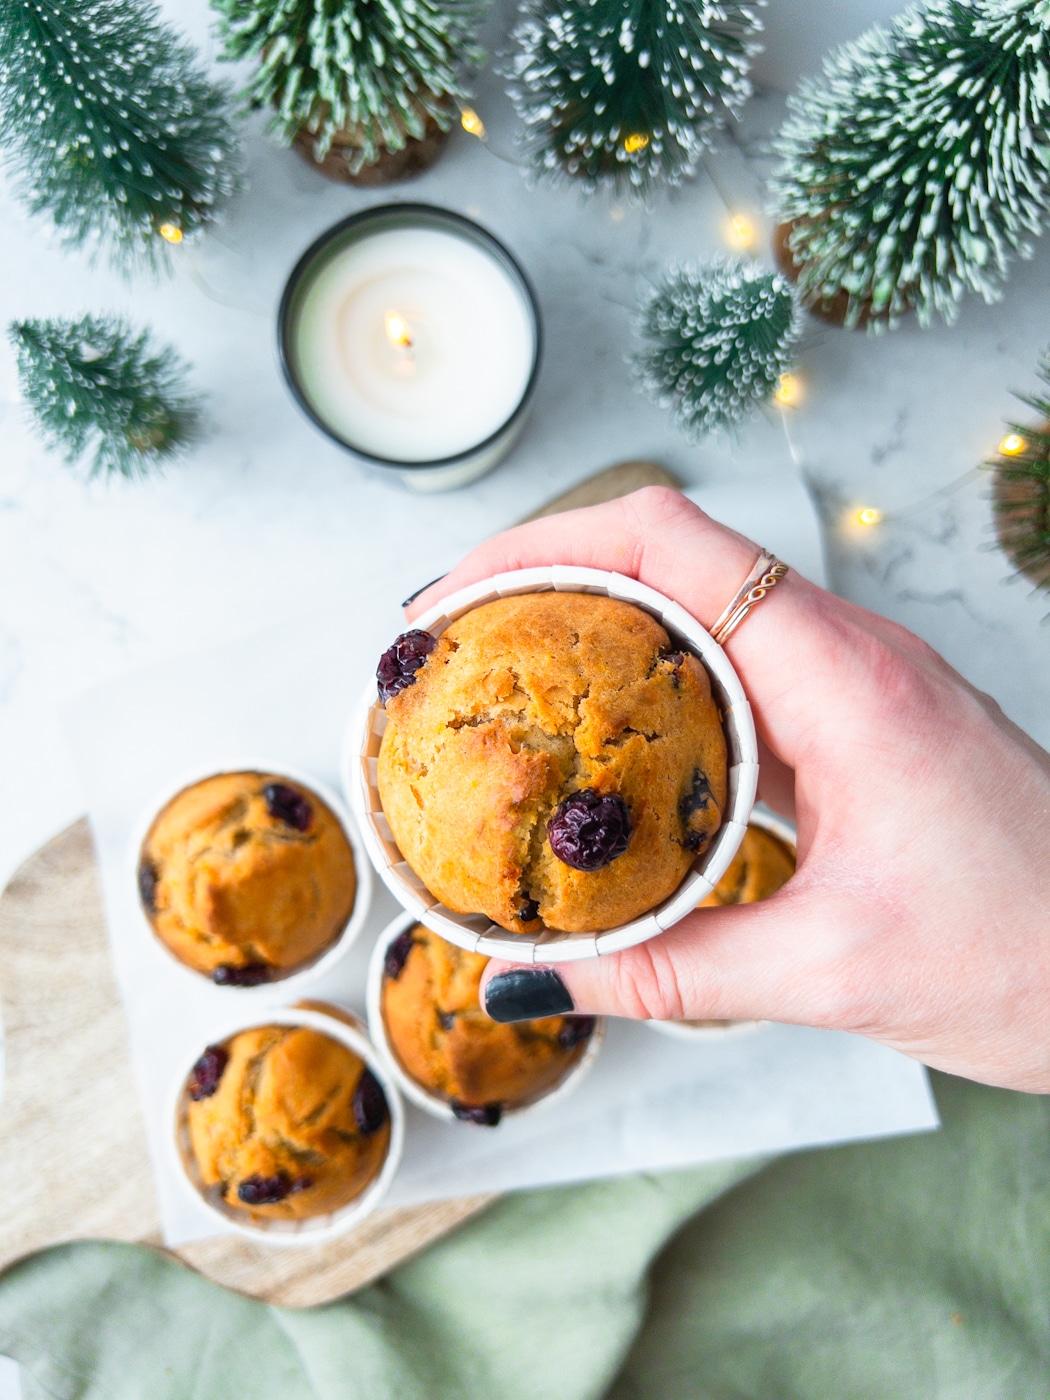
top-left (366, 910), bottom-right (605, 1123)
top-left (648, 803), bottom-right (797, 1041)
top-left (170, 1003), bottom-right (404, 1245)
top-left (130, 760), bottom-right (373, 996)
top-left (343, 566), bottom-right (758, 965)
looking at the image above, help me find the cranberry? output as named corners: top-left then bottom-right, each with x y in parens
top-left (352, 1069), bottom-right (389, 1135)
top-left (680, 769), bottom-right (715, 851)
top-left (376, 629), bottom-right (436, 705)
top-left (237, 1172), bottom-right (291, 1205)
top-left (547, 790), bottom-right (632, 871)
top-left (138, 859), bottom-right (159, 913)
top-left (188, 1044), bottom-right (229, 1100)
top-left (517, 897), bottom-right (540, 923)
top-left (437, 1010), bottom-right (455, 1031)
top-left (212, 961), bottom-right (272, 987)
top-left (558, 1016), bottom-right (596, 1050)
top-left (451, 1100), bottom-right (503, 1127)
top-left (263, 782), bottom-right (312, 832)
top-left (384, 929), bottom-right (415, 980)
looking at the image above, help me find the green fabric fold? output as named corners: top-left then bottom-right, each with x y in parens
top-left (0, 1074), bottom-right (1046, 1400)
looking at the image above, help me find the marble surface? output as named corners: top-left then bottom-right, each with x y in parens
top-left (1, 0), bottom-right (1048, 893)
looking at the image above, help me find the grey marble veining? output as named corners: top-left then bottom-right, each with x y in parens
top-left (0, 0), bottom-right (1047, 890)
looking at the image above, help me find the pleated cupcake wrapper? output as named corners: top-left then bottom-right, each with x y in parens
top-left (170, 1004), bottom-right (405, 1246)
top-left (344, 566), bottom-right (759, 965)
top-left (365, 910), bottom-right (606, 1124)
top-left (647, 804), bottom-right (797, 1041)
top-left (129, 759), bottom-right (374, 996)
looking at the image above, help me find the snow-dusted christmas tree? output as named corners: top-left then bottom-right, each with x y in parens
top-left (212, 0), bottom-right (486, 182)
top-left (0, 0), bottom-right (239, 274)
top-left (632, 258), bottom-right (802, 437)
top-left (9, 316), bottom-right (202, 479)
top-left (771, 0), bottom-right (1050, 331)
top-left (507, 0), bottom-right (763, 197)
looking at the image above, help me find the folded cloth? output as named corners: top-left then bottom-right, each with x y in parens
top-left (0, 1074), bottom-right (1046, 1400)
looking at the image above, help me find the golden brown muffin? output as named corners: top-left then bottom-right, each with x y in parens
top-left (376, 593), bottom-right (728, 935)
top-left (381, 923), bottom-right (595, 1123)
top-left (184, 1024), bottom-right (391, 1220)
top-left (699, 823), bottom-right (795, 908)
top-left (139, 772), bottom-right (356, 984)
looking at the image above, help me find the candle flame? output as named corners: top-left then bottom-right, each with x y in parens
top-left (385, 311), bottom-right (413, 349)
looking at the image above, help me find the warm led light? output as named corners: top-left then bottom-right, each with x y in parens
top-left (385, 312), bottom-right (413, 349)
top-left (774, 373), bottom-right (801, 407)
top-left (999, 432), bottom-right (1027, 456)
top-left (623, 132), bottom-right (650, 153)
top-left (158, 222), bottom-right (183, 244)
top-left (727, 214), bottom-right (756, 249)
top-left (854, 506), bottom-right (884, 527)
top-left (460, 106), bottom-right (486, 139)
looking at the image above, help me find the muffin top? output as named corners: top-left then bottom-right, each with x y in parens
top-left (184, 1023), bottom-right (390, 1220)
top-left (381, 923), bottom-right (595, 1124)
top-left (139, 771), bottom-right (356, 984)
top-left (376, 592), bottom-right (728, 935)
top-left (699, 823), bottom-right (795, 908)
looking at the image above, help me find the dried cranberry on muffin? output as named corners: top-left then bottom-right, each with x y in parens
top-left (139, 771), bottom-right (356, 984)
top-left (375, 593), bottom-right (728, 935)
top-left (381, 923), bottom-right (595, 1124)
top-left (184, 1024), bottom-right (390, 1219)
top-left (699, 823), bottom-right (795, 908)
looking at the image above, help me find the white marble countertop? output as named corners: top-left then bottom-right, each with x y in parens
top-left (2, 0), bottom-right (1048, 892)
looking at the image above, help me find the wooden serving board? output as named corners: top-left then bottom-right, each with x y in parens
top-left (0, 460), bottom-right (677, 1308)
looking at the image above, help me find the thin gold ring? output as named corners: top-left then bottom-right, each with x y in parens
top-left (710, 550), bottom-right (789, 646)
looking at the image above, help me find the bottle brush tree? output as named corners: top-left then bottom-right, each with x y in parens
top-left (507, 0), bottom-right (763, 197)
top-left (0, 0), bottom-right (240, 274)
top-left (770, 0), bottom-right (1050, 331)
top-left (990, 351), bottom-right (1050, 594)
top-left (10, 315), bottom-right (203, 479)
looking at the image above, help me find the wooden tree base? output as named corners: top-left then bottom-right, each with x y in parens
top-left (772, 222), bottom-right (873, 330)
top-left (294, 111), bottom-right (451, 187)
top-left (992, 423), bottom-right (1050, 591)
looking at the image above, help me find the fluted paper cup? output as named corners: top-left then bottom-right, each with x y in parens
top-left (343, 566), bottom-right (758, 965)
top-left (170, 1003), bottom-right (404, 1245)
top-left (131, 760), bottom-right (372, 996)
top-left (648, 803), bottom-right (797, 1040)
top-left (366, 910), bottom-right (605, 1123)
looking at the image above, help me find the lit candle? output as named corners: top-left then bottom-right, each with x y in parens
top-left (279, 206), bottom-right (541, 491)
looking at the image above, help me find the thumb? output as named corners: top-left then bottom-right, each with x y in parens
top-left (479, 886), bottom-right (852, 1029)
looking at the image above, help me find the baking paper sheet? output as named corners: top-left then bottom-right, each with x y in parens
top-left (63, 479), bottom-right (935, 1246)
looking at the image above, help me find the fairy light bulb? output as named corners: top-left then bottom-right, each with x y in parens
top-left (158, 222), bottom-right (183, 244)
top-left (999, 432), bottom-right (1027, 456)
top-left (854, 506), bottom-right (884, 527)
top-left (726, 214), bottom-right (756, 250)
top-left (385, 312), bottom-right (413, 349)
top-left (623, 132), bottom-right (650, 154)
top-left (774, 372), bottom-right (801, 407)
top-left (460, 107), bottom-right (486, 139)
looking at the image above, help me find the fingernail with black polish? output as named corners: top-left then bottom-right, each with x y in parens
top-left (401, 574), bottom-right (447, 608)
top-left (483, 968), bottom-right (574, 1023)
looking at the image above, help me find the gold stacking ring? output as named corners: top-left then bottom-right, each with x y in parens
top-left (710, 550), bottom-right (789, 646)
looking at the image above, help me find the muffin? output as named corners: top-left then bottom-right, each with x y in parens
top-left (183, 1023), bottom-right (391, 1220)
top-left (139, 771), bottom-right (357, 984)
top-left (380, 922), bottom-right (596, 1124)
top-left (375, 592), bottom-right (728, 935)
top-left (699, 823), bottom-right (795, 908)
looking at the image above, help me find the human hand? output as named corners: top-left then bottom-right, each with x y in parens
top-left (405, 487), bottom-right (1050, 1094)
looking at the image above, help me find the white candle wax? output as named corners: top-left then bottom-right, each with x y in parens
top-left (292, 226), bottom-right (537, 463)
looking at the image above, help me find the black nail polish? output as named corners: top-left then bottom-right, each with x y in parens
top-left (401, 574), bottom-right (447, 608)
top-left (483, 968), bottom-right (574, 1023)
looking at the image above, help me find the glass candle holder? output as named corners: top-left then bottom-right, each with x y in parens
top-left (279, 204), bottom-right (542, 493)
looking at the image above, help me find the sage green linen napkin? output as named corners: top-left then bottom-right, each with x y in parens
top-left (0, 1073), bottom-right (1045, 1400)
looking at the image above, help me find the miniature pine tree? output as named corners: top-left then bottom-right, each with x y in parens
top-left (990, 353), bottom-right (1050, 593)
top-left (770, 0), bottom-right (1050, 332)
top-left (507, 0), bottom-right (762, 197)
top-left (0, 0), bottom-right (240, 274)
top-left (632, 259), bottom-right (802, 438)
top-left (211, 0), bottom-right (486, 178)
top-left (10, 315), bottom-right (203, 480)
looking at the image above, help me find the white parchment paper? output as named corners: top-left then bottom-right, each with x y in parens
top-left (63, 480), bottom-right (936, 1247)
